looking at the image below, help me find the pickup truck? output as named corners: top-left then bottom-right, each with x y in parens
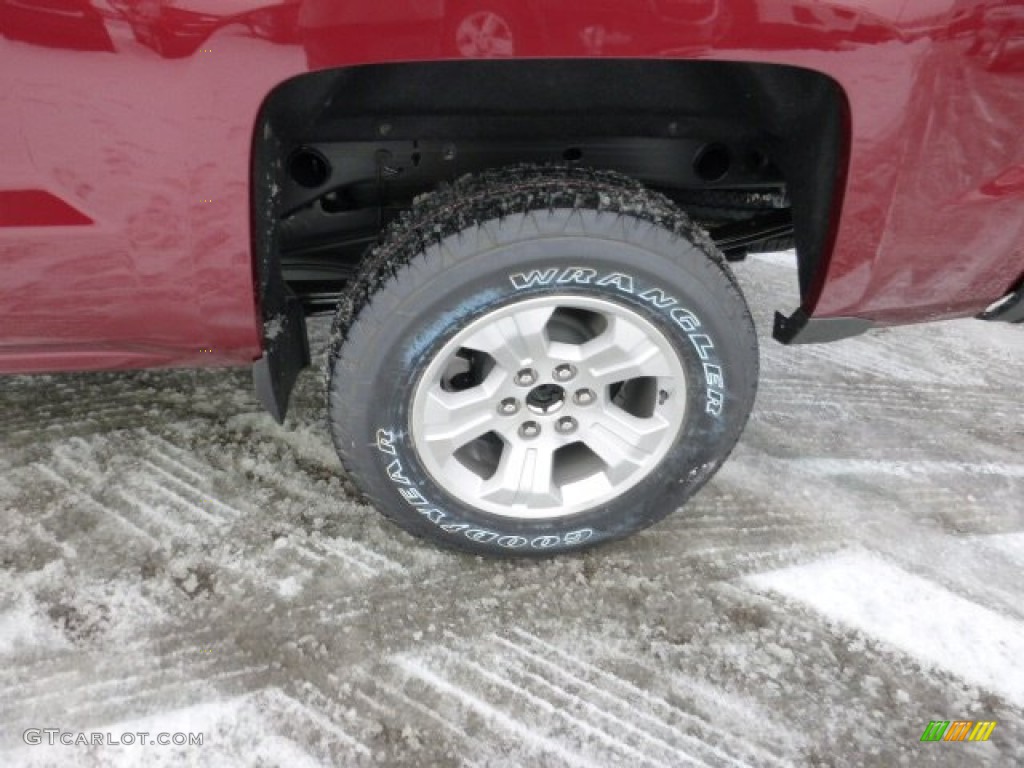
top-left (2, 0), bottom-right (1022, 555)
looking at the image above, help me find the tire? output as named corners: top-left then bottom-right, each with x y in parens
top-left (328, 166), bottom-right (758, 556)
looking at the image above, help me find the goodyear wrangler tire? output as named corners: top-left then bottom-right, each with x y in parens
top-left (328, 166), bottom-right (758, 556)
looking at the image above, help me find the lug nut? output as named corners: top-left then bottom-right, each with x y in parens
top-left (520, 421), bottom-right (541, 439)
top-left (556, 416), bottom-right (577, 434)
top-left (498, 397), bottom-right (519, 415)
top-left (515, 368), bottom-right (538, 387)
top-left (553, 363), bottom-right (576, 382)
top-left (574, 388), bottom-right (595, 406)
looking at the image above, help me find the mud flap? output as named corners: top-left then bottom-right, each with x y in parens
top-left (253, 291), bottom-right (309, 424)
top-left (773, 308), bottom-right (874, 344)
top-left (979, 286), bottom-right (1024, 324)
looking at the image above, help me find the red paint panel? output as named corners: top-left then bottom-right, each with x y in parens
top-left (0, 190), bottom-right (93, 227)
top-left (1, 1), bottom-right (1023, 376)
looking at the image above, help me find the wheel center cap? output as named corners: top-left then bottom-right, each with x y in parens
top-left (526, 383), bottom-right (566, 415)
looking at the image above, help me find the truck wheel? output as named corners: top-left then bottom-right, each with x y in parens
top-left (327, 166), bottom-right (758, 556)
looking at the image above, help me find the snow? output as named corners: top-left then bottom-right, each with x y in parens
top-left (784, 458), bottom-right (1024, 479)
top-left (0, 598), bottom-right (70, 656)
top-left (3, 692), bottom-right (331, 768)
top-left (979, 532), bottom-right (1024, 565)
top-left (749, 251), bottom-right (797, 269)
top-left (275, 575), bottom-right (304, 598)
top-left (747, 550), bottom-right (1024, 708)
top-left (0, 253), bottom-right (1022, 764)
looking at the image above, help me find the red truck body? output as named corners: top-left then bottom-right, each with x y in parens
top-left (2, 0), bottom-right (1023, 375)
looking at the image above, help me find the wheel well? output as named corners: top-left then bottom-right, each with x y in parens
top-left (253, 59), bottom-right (846, 317)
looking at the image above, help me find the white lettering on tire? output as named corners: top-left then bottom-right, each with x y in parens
top-left (509, 268), bottom-right (559, 290)
top-left (374, 442), bottom-right (595, 551)
top-left (373, 267), bottom-right (725, 550)
top-left (509, 267), bottom-right (725, 416)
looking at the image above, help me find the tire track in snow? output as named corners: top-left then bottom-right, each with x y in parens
top-left (126, 433), bottom-right (250, 525)
top-left (784, 458), bottom-right (1024, 480)
top-left (269, 535), bottom-right (401, 580)
top-left (358, 680), bottom-right (473, 745)
top-left (474, 646), bottom-right (712, 768)
top-left (0, 626), bottom-right (207, 689)
top-left (312, 536), bottom-right (404, 576)
top-left (504, 630), bottom-right (793, 768)
top-left (0, 613), bottom-right (271, 745)
top-left (392, 633), bottom-right (787, 768)
top-left (136, 432), bottom-right (406, 582)
top-left (759, 329), bottom-right (1006, 388)
top-left (148, 428), bottom-right (408, 580)
top-left (1, 687), bottom-right (366, 767)
top-left (261, 686), bottom-right (373, 758)
top-left (2, 399), bottom-right (158, 438)
top-left (33, 432), bottom-right (408, 585)
top-left (33, 462), bottom-right (163, 547)
top-left (394, 656), bottom-right (598, 768)
top-left (55, 665), bottom-right (271, 724)
top-left (456, 655), bottom-right (688, 768)
top-left (0, 653), bottom-right (268, 734)
top-left (638, 543), bottom-right (848, 583)
top-left (38, 438), bottom-right (227, 543)
top-left (137, 433), bottom-right (213, 483)
top-left (119, 478), bottom-right (224, 528)
top-left (757, 375), bottom-right (1023, 417)
top-left (137, 460), bottom-right (243, 520)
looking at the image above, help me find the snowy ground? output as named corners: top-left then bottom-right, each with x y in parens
top-left (1, 254), bottom-right (1022, 767)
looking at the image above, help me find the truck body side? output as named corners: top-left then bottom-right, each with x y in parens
top-left (1, 0), bottom-right (1023, 377)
